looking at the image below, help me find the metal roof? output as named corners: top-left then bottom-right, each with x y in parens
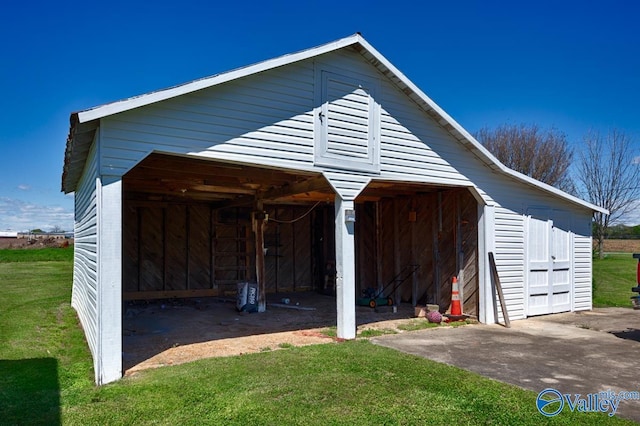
top-left (61, 33), bottom-right (607, 214)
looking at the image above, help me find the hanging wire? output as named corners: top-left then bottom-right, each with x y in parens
top-left (269, 201), bottom-right (323, 224)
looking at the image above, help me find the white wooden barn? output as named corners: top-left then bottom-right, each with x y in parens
top-left (62, 34), bottom-right (606, 384)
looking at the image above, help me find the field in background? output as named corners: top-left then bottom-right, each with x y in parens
top-left (602, 239), bottom-right (640, 253)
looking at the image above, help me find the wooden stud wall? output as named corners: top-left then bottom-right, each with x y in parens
top-left (354, 189), bottom-right (478, 316)
top-left (123, 201), bottom-right (318, 300)
top-left (123, 190), bottom-right (478, 316)
top-left (264, 206), bottom-right (314, 293)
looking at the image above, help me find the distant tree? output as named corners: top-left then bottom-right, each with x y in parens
top-left (475, 124), bottom-right (575, 193)
top-left (50, 225), bottom-right (64, 233)
top-left (576, 129), bottom-right (640, 258)
top-left (30, 228), bottom-right (43, 234)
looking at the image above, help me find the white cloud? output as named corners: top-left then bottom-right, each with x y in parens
top-left (0, 197), bottom-right (73, 232)
top-left (17, 184), bottom-right (31, 191)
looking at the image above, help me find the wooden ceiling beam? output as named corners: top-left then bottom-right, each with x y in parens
top-left (262, 176), bottom-right (332, 200)
top-left (131, 154), bottom-right (316, 184)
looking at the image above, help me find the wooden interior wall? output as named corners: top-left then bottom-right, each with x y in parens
top-left (460, 191), bottom-right (479, 315)
top-left (264, 206), bottom-right (313, 293)
top-left (293, 208), bottom-right (313, 292)
top-left (413, 194), bottom-right (435, 305)
top-left (355, 202), bottom-right (376, 292)
top-left (165, 204), bottom-right (187, 291)
top-left (123, 191), bottom-right (478, 312)
top-left (378, 200), bottom-right (396, 296)
top-left (437, 192), bottom-right (457, 310)
top-left (355, 189), bottom-right (478, 316)
top-left (123, 201), bottom-right (316, 300)
top-left (312, 205), bottom-right (336, 293)
top-left (190, 205), bottom-right (213, 289)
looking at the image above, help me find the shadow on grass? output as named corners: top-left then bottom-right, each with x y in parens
top-left (0, 358), bottom-right (60, 425)
top-left (611, 328), bottom-right (640, 343)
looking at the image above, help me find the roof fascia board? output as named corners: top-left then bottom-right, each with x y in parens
top-left (77, 34), bottom-right (362, 124)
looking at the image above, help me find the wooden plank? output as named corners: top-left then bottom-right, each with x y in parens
top-left (263, 176), bottom-right (329, 200)
top-left (213, 220), bottom-right (237, 283)
top-left (374, 201), bottom-right (383, 291)
top-left (438, 191), bottom-right (457, 311)
top-left (411, 199), bottom-right (417, 306)
top-left (355, 202), bottom-right (376, 296)
top-left (164, 204), bottom-right (188, 291)
top-left (255, 201), bottom-right (267, 312)
top-left (432, 195), bottom-right (440, 308)
top-left (276, 207), bottom-right (294, 292)
top-left (489, 251), bottom-right (511, 328)
top-left (396, 198), bottom-right (412, 302)
top-left (264, 206), bottom-right (278, 292)
top-left (293, 206), bottom-right (313, 291)
top-left (413, 194), bottom-right (433, 305)
top-left (379, 199), bottom-right (395, 294)
top-left (139, 206), bottom-right (164, 291)
top-left (123, 289), bottom-right (219, 301)
top-left (461, 190), bottom-right (479, 317)
top-left (188, 205), bottom-right (211, 289)
top-left (122, 203), bottom-right (139, 292)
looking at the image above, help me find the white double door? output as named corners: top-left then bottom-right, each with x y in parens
top-left (526, 209), bottom-right (572, 316)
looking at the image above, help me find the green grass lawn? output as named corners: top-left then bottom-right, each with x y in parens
top-left (0, 248), bottom-right (635, 425)
top-left (593, 253), bottom-right (637, 308)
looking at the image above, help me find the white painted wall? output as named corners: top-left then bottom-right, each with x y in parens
top-left (72, 132), bottom-right (124, 384)
top-left (334, 196), bottom-right (356, 339)
top-left (95, 176), bottom-right (122, 384)
top-left (72, 136), bottom-right (99, 366)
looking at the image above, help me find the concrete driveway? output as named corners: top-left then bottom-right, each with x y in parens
top-left (371, 308), bottom-right (640, 422)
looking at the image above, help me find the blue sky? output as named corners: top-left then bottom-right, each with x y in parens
top-left (1, 0), bottom-right (639, 231)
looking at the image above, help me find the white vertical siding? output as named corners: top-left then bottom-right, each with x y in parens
top-left (72, 137), bottom-right (99, 359)
top-left (573, 214), bottom-right (593, 311)
top-left (95, 178), bottom-right (123, 384)
top-left (493, 207), bottom-right (526, 321)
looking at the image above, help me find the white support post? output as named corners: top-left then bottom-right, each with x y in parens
top-left (335, 196), bottom-right (356, 340)
top-left (97, 177), bottom-right (123, 384)
top-left (478, 204), bottom-right (496, 325)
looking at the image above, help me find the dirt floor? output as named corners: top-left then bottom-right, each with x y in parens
top-left (123, 292), bottom-right (430, 375)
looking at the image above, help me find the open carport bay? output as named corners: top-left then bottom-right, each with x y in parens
top-left (371, 308), bottom-right (640, 423)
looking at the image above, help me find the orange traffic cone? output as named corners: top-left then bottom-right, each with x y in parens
top-left (450, 277), bottom-right (462, 316)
